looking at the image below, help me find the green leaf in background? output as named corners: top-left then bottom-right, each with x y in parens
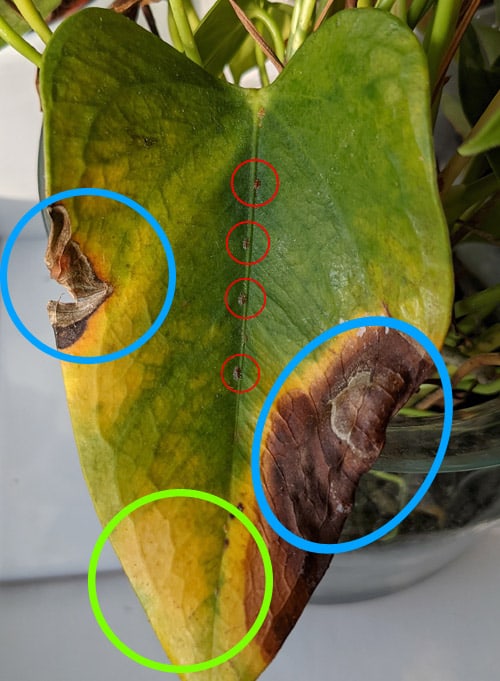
top-left (40, 7), bottom-right (452, 680)
top-left (459, 92), bottom-right (500, 156)
top-left (459, 21), bottom-right (500, 177)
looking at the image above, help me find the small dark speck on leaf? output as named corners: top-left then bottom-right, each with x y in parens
top-left (254, 178), bottom-right (261, 190)
top-left (242, 237), bottom-right (250, 250)
top-left (237, 502), bottom-right (244, 511)
top-left (233, 366), bottom-right (242, 381)
top-left (238, 292), bottom-right (247, 306)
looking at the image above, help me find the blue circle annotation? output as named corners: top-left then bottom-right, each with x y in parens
top-left (251, 316), bottom-right (453, 554)
top-left (0, 188), bottom-right (176, 364)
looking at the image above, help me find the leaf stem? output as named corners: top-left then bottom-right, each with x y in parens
top-left (423, 0), bottom-right (461, 90)
top-left (12, 0), bottom-right (51, 44)
top-left (248, 4), bottom-right (285, 63)
top-left (182, 0), bottom-right (200, 32)
top-left (375, 0), bottom-right (398, 12)
top-left (393, 0), bottom-right (408, 23)
top-left (255, 40), bottom-right (270, 86)
top-left (407, 0), bottom-right (435, 28)
top-left (167, 0), bottom-right (202, 65)
top-left (285, 0), bottom-right (316, 62)
top-left (0, 15), bottom-right (42, 66)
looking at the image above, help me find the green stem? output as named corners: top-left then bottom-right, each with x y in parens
top-left (12, 0), bottom-right (51, 44)
top-left (0, 15), bottom-right (42, 66)
top-left (407, 0), bottom-right (435, 28)
top-left (248, 5), bottom-right (286, 63)
top-left (285, 0), bottom-right (316, 62)
top-left (393, 0), bottom-right (407, 23)
top-left (255, 41), bottom-right (270, 87)
top-left (168, 0), bottom-right (202, 65)
top-left (183, 0), bottom-right (200, 31)
top-left (423, 0), bottom-right (461, 89)
top-left (375, 0), bottom-right (398, 12)
top-left (168, 11), bottom-right (185, 53)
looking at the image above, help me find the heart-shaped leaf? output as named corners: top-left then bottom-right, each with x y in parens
top-left (40, 8), bottom-right (453, 680)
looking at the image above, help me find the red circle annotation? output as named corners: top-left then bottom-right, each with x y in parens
top-left (225, 221), bottom-right (271, 266)
top-left (230, 159), bottom-right (280, 208)
top-left (220, 353), bottom-right (261, 394)
top-left (224, 278), bottom-right (267, 320)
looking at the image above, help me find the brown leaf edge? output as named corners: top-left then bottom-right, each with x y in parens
top-left (246, 325), bottom-right (432, 663)
top-left (44, 203), bottom-right (112, 349)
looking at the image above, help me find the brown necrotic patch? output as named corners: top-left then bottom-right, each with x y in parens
top-left (45, 204), bottom-right (113, 349)
top-left (245, 326), bottom-right (432, 661)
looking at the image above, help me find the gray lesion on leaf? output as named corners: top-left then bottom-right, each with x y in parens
top-left (44, 204), bottom-right (113, 349)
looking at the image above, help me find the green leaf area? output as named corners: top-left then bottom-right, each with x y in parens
top-left (40, 8), bottom-right (452, 681)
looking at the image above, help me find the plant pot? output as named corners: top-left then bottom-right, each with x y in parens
top-left (312, 396), bottom-right (500, 603)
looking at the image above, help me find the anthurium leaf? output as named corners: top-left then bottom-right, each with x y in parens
top-left (40, 7), bottom-right (452, 680)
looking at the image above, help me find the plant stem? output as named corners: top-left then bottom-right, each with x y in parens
top-left (375, 0), bottom-right (398, 12)
top-left (168, 11), bottom-right (185, 53)
top-left (182, 0), bottom-right (200, 31)
top-left (393, 0), bottom-right (408, 23)
top-left (0, 15), bottom-right (42, 66)
top-left (168, 0), bottom-right (202, 65)
top-left (255, 41), bottom-right (270, 86)
top-left (423, 0), bottom-right (461, 89)
top-left (248, 4), bottom-right (285, 63)
top-left (12, 0), bottom-right (51, 44)
top-left (285, 0), bottom-right (316, 62)
top-left (407, 0), bottom-right (435, 29)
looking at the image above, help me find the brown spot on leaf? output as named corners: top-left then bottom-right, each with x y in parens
top-left (257, 107), bottom-right (266, 128)
top-left (45, 204), bottom-right (113, 349)
top-left (244, 326), bottom-right (432, 661)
